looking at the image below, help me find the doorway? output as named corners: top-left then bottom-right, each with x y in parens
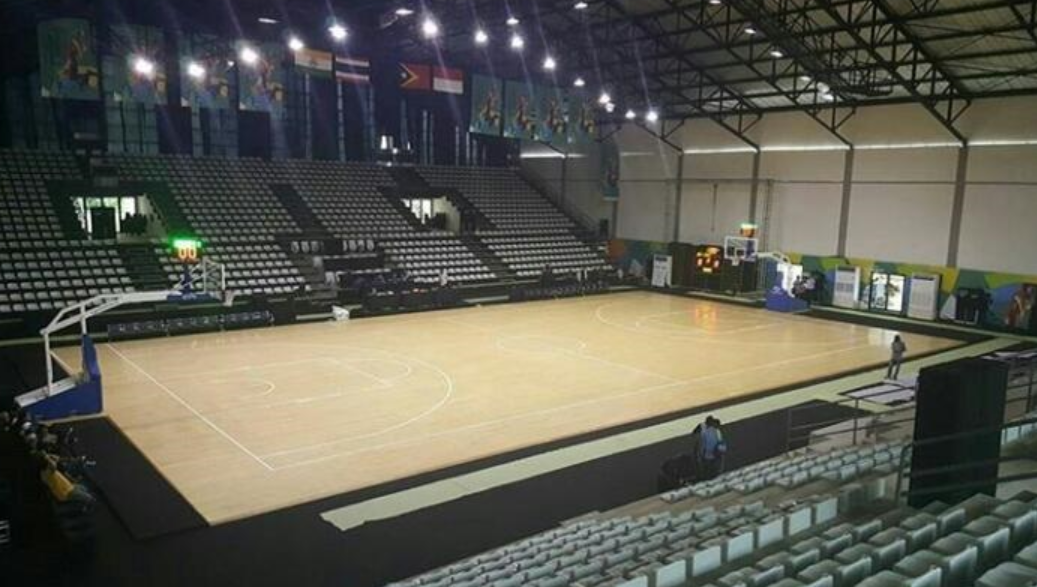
top-left (869, 271), bottom-right (906, 313)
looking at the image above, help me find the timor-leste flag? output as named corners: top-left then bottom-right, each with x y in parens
top-left (398, 62), bottom-right (432, 91)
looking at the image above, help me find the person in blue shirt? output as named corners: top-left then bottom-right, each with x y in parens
top-left (699, 416), bottom-right (727, 480)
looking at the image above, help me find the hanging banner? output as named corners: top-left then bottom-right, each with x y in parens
top-left (601, 136), bottom-right (620, 201)
top-left (38, 19), bottom-right (101, 100)
top-left (238, 42), bottom-right (286, 113)
top-left (294, 48), bottom-right (333, 78)
top-left (335, 55), bottom-right (370, 85)
top-left (469, 74), bottom-right (502, 136)
top-left (536, 86), bottom-right (568, 148)
top-left (503, 80), bottom-right (537, 140)
top-left (571, 93), bottom-right (598, 145)
top-left (107, 24), bottom-right (167, 104)
top-left (180, 34), bottom-right (233, 110)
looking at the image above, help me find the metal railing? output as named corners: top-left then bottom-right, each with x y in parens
top-left (785, 351), bottom-right (1037, 452)
top-left (891, 414), bottom-right (1037, 505)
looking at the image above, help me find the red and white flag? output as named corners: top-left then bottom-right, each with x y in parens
top-left (432, 67), bottom-right (464, 95)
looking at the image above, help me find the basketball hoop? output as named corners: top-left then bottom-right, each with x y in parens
top-left (723, 235), bottom-right (758, 267)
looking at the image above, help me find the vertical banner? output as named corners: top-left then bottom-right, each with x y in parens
top-left (503, 80), bottom-right (537, 140)
top-left (108, 24), bottom-right (167, 104)
top-left (238, 42), bottom-right (287, 113)
top-left (571, 93), bottom-right (598, 145)
top-left (469, 74), bottom-right (502, 136)
top-left (180, 34), bottom-right (233, 109)
top-left (537, 85), bottom-right (568, 148)
top-left (38, 19), bottom-right (100, 100)
top-left (601, 136), bottom-right (620, 201)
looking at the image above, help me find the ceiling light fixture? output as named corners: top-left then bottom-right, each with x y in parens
top-left (328, 23), bottom-right (348, 41)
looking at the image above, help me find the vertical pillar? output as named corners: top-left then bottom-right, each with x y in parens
top-left (946, 145), bottom-right (970, 267)
top-left (836, 147), bottom-right (855, 257)
top-left (672, 152), bottom-right (685, 242)
top-left (560, 154), bottom-right (569, 204)
top-left (748, 149), bottom-right (761, 222)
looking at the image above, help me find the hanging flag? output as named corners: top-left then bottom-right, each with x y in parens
top-left (294, 48), bottom-right (333, 77)
top-left (38, 19), bottom-right (101, 100)
top-left (398, 63), bottom-right (431, 91)
top-left (432, 66), bottom-right (464, 94)
top-left (335, 55), bottom-right (370, 85)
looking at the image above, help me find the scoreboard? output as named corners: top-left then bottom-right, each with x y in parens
top-left (171, 237), bottom-right (204, 264)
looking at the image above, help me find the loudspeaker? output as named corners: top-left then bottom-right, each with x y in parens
top-left (909, 357), bottom-right (1008, 507)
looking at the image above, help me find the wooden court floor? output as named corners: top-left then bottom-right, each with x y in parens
top-left (56, 291), bottom-right (960, 524)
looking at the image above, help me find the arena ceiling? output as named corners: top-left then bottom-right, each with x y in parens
top-left (2, 0), bottom-right (1036, 140)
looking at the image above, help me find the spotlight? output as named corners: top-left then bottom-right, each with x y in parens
top-left (239, 46), bottom-right (259, 66)
top-left (604, 102), bottom-right (615, 113)
top-left (328, 23), bottom-right (348, 41)
top-left (709, 0), bottom-right (722, 4)
top-left (645, 109), bottom-right (659, 123)
top-left (257, 17), bottom-right (278, 25)
top-left (474, 29), bottom-right (489, 45)
top-left (506, 16), bottom-right (520, 26)
top-left (543, 56), bottom-right (557, 71)
top-left (421, 17), bottom-right (440, 38)
top-left (624, 109), bottom-right (636, 120)
top-left (820, 93), bottom-right (835, 102)
top-left (186, 61), bottom-right (206, 79)
top-left (288, 36), bottom-right (305, 52)
top-left (395, 7), bottom-right (414, 16)
top-left (574, 1), bottom-right (589, 8)
top-left (744, 26), bottom-right (757, 35)
top-left (817, 81), bottom-right (830, 93)
top-left (132, 56), bottom-right (155, 77)
top-left (573, 77), bottom-right (586, 87)
top-left (769, 49), bottom-right (784, 58)
top-left (598, 91), bottom-right (611, 105)
top-left (799, 74), bottom-right (812, 82)
top-left (510, 33), bottom-right (525, 50)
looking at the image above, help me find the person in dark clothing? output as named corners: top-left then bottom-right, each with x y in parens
top-left (699, 416), bottom-right (727, 480)
top-left (887, 335), bottom-right (907, 380)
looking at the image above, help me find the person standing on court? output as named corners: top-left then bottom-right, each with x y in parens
top-left (887, 335), bottom-right (907, 380)
top-left (699, 416), bottom-right (727, 480)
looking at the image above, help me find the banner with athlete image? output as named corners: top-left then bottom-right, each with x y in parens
top-left (469, 74), bottom-right (503, 136)
top-left (536, 86), bottom-right (569, 148)
top-left (570, 92), bottom-right (598, 145)
top-left (38, 19), bottom-right (100, 100)
top-left (107, 24), bottom-right (167, 104)
top-left (238, 41), bottom-right (287, 114)
top-left (180, 34), bottom-right (233, 109)
top-left (503, 80), bottom-right (537, 140)
top-left (600, 136), bottom-right (620, 201)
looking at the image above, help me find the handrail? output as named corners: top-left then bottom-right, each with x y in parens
top-left (891, 414), bottom-right (1037, 504)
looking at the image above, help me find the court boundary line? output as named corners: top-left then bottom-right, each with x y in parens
top-left (106, 342), bottom-right (276, 472)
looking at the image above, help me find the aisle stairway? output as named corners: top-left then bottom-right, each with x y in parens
top-left (118, 243), bottom-right (172, 291)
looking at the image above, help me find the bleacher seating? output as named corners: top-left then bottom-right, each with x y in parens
top-left (0, 149), bottom-right (79, 240)
top-left (0, 240), bottom-right (134, 313)
top-left (1, 148), bottom-right (612, 314)
top-left (277, 159), bottom-right (413, 239)
top-left (417, 166), bottom-right (577, 232)
top-left (382, 235), bottom-right (497, 285)
top-left (482, 232), bottom-right (611, 279)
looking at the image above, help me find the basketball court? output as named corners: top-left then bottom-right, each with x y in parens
top-left (55, 291), bottom-right (960, 523)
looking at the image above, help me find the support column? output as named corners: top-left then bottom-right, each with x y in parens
top-left (748, 149), bottom-right (761, 222)
top-left (836, 148), bottom-right (855, 257)
top-left (560, 154), bottom-right (569, 205)
top-left (946, 145), bottom-right (970, 267)
top-left (672, 153), bottom-right (685, 242)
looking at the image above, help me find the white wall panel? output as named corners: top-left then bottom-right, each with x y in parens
top-left (679, 181), bottom-right (752, 244)
top-left (853, 148), bottom-right (958, 183)
top-left (845, 184), bottom-right (954, 265)
top-left (617, 180), bottom-right (670, 241)
top-left (768, 182), bottom-right (842, 255)
top-left (958, 184), bottom-right (1037, 275)
top-left (759, 150), bottom-right (845, 182)
top-left (684, 153), bottom-right (754, 180)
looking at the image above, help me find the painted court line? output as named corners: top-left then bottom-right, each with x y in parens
top-left (105, 343), bottom-right (276, 472)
